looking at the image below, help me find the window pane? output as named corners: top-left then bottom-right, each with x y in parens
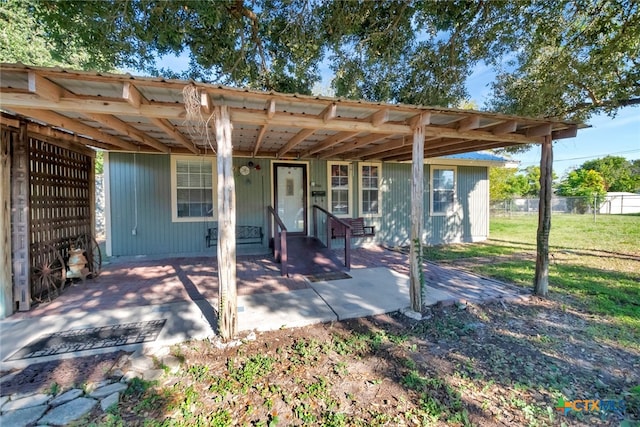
top-left (432, 167), bottom-right (455, 214)
top-left (330, 163), bottom-right (350, 215)
top-left (362, 189), bottom-right (379, 214)
top-left (175, 159), bottom-right (214, 218)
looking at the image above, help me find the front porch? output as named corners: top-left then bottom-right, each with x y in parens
top-left (7, 245), bottom-right (527, 320)
top-left (0, 244), bottom-right (528, 369)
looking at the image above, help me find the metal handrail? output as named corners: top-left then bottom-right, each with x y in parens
top-left (312, 205), bottom-right (351, 270)
top-left (267, 206), bottom-right (288, 277)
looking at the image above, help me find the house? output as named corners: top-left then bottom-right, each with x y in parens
top-left (0, 64), bottom-right (582, 318)
top-left (104, 151), bottom-right (509, 257)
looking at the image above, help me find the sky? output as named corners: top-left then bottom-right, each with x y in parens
top-left (153, 53), bottom-right (640, 177)
top-left (466, 63), bottom-right (640, 177)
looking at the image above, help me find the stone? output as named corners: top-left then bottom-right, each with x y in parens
top-left (162, 355), bottom-right (181, 374)
top-left (0, 404), bottom-right (48, 427)
top-left (38, 397), bottom-right (97, 426)
top-left (1, 393), bottom-right (51, 412)
top-left (100, 392), bottom-right (120, 412)
top-left (122, 370), bottom-right (143, 383)
top-left (150, 346), bottom-right (170, 358)
top-left (89, 382), bottom-right (127, 399)
top-left (0, 396), bottom-right (9, 410)
top-left (0, 372), bottom-right (19, 386)
top-left (110, 369), bottom-right (125, 380)
top-left (85, 380), bottom-right (110, 394)
top-left (400, 307), bottom-right (422, 321)
top-left (50, 389), bottom-right (84, 407)
top-left (143, 369), bottom-right (164, 381)
top-left (244, 331), bottom-right (257, 341)
top-left (130, 355), bottom-right (155, 371)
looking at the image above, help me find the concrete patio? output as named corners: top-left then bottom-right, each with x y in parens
top-left (0, 245), bottom-right (529, 370)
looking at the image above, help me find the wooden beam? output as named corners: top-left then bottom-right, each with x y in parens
top-left (408, 112), bottom-right (431, 129)
top-left (371, 108), bottom-right (390, 127)
top-left (214, 105), bottom-right (238, 340)
top-left (357, 137), bottom-right (410, 160)
top-left (0, 120), bottom-right (13, 318)
top-left (534, 136), bottom-right (553, 296)
top-left (424, 126), bottom-right (544, 144)
top-left (27, 73), bottom-right (167, 153)
top-left (319, 133), bottom-right (391, 159)
top-left (150, 118), bottom-right (199, 155)
top-left (122, 82), bottom-right (143, 108)
top-left (83, 113), bottom-right (170, 153)
top-left (409, 125), bottom-right (424, 312)
top-left (526, 123), bottom-right (552, 138)
top-left (11, 108), bottom-right (140, 151)
top-left (552, 125), bottom-right (578, 140)
top-left (424, 141), bottom-right (517, 158)
top-left (28, 71), bottom-right (64, 101)
top-left (201, 92), bottom-right (213, 115)
top-left (321, 103), bottom-right (337, 123)
top-left (266, 99), bottom-right (276, 118)
top-left (457, 115), bottom-right (480, 132)
top-left (0, 115), bottom-right (21, 128)
top-left (299, 131), bottom-right (359, 158)
top-left (492, 120), bottom-right (518, 135)
top-left (1, 93), bottom-right (413, 134)
top-left (122, 83), bottom-right (198, 154)
top-left (277, 128), bottom-right (316, 158)
top-left (253, 125), bottom-right (268, 157)
top-left (11, 121), bottom-right (30, 311)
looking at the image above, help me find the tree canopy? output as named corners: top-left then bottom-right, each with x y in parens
top-left (6, 0), bottom-right (637, 126)
top-left (567, 155), bottom-right (640, 193)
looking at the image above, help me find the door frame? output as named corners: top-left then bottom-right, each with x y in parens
top-left (271, 161), bottom-right (310, 236)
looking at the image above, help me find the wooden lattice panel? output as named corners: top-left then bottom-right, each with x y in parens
top-left (29, 137), bottom-right (92, 301)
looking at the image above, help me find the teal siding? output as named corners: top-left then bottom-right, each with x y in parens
top-left (109, 154), bottom-right (270, 256)
top-left (108, 155), bottom-right (489, 256)
top-left (457, 166), bottom-right (489, 242)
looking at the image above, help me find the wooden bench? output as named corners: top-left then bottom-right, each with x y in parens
top-left (330, 217), bottom-right (375, 239)
top-left (206, 225), bottom-right (263, 247)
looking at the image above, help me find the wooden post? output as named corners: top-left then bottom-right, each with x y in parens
top-left (410, 125), bottom-right (424, 312)
top-left (11, 122), bottom-right (30, 311)
top-left (534, 136), bottom-right (553, 296)
top-left (0, 126), bottom-right (13, 318)
top-left (215, 105), bottom-right (237, 340)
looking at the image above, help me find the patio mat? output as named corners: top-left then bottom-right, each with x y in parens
top-left (6, 319), bottom-right (166, 361)
top-left (305, 272), bottom-right (352, 282)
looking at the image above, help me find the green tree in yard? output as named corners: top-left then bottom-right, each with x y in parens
top-left (557, 169), bottom-right (607, 213)
top-left (578, 155), bottom-right (640, 192)
top-left (490, 167), bottom-right (528, 201)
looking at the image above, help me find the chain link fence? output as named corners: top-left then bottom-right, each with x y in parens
top-left (491, 194), bottom-right (640, 216)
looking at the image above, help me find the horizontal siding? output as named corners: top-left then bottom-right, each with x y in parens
top-left (108, 154), bottom-right (489, 255)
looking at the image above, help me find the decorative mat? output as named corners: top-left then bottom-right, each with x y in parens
top-left (6, 319), bottom-right (166, 361)
top-left (305, 272), bottom-right (352, 282)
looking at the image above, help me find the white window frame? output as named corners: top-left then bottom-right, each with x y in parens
top-left (358, 162), bottom-right (382, 217)
top-left (430, 165), bottom-right (457, 216)
top-left (170, 155), bottom-right (217, 222)
top-left (327, 161), bottom-right (352, 218)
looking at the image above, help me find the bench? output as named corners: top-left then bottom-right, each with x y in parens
top-left (206, 226), bottom-right (263, 247)
top-left (330, 217), bottom-right (375, 239)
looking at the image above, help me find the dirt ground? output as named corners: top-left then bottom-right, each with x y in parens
top-left (3, 295), bottom-right (638, 426)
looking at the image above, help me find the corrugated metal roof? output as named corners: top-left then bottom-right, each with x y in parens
top-left (0, 63), bottom-right (585, 160)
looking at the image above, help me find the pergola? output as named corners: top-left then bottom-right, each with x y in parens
top-left (0, 64), bottom-right (583, 334)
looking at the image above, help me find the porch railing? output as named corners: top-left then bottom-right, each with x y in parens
top-left (267, 206), bottom-right (288, 277)
top-left (312, 205), bottom-right (351, 270)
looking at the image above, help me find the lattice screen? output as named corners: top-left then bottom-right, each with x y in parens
top-left (29, 137), bottom-right (93, 300)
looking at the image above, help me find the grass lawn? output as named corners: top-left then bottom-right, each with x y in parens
top-left (44, 214), bottom-right (640, 426)
top-left (425, 214), bottom-right (640, 350)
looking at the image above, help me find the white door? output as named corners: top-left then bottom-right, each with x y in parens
top-left (274, 163), bottom-right (307, 234)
